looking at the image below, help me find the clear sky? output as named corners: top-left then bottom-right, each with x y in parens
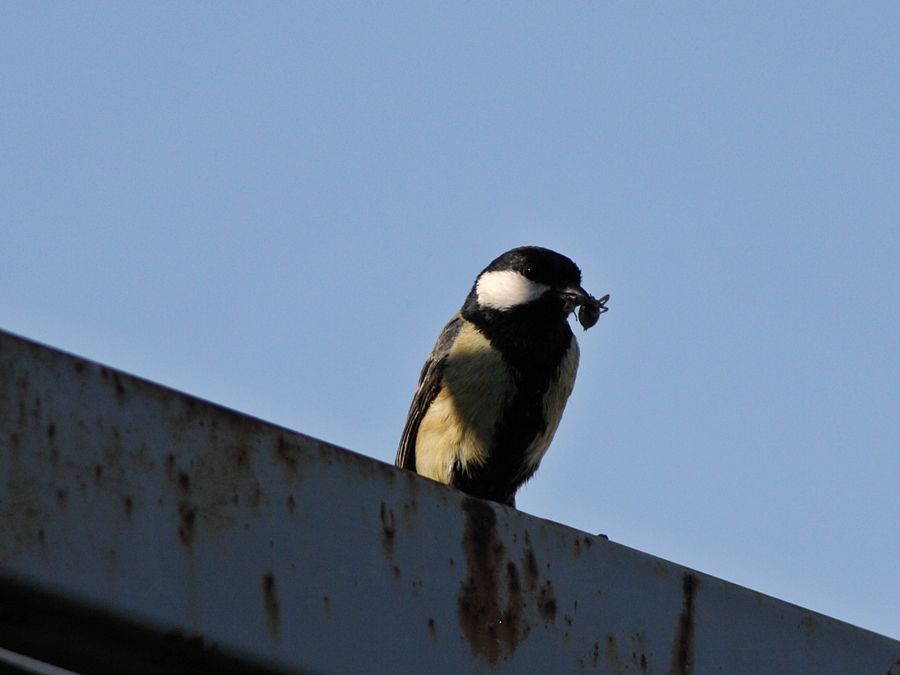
top-left (2, 3), bottom-right (898, 640)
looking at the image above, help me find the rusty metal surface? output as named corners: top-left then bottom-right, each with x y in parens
top-left (1, 328), bottom-right (898, 675)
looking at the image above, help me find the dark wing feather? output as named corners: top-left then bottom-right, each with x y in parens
top-left (395, 315), bottom-right (463, 471)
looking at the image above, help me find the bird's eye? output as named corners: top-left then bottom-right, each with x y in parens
top-left (522, 264), bottom-right (536, 278)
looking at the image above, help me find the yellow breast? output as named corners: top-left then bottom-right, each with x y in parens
top-left (414, 323), bottom-right (516, 483)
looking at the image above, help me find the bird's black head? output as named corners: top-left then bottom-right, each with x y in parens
top-left (463, 246), bottom-right (597, 327)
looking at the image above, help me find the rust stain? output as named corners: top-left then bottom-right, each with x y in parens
top-left (670, 572), bottom-right (698, 675)
top-left (605, 633), bottom-right (622, 671)
top-left (401, 496), bottom-right (417, 524)
top-left (523, 534), bottom-right (539, 591)
top-left (161, 404), bottom-right (271, 537)
top-left (55, 488), bottom-right (68, 509)
top-left (458, 497), bottom-right (506, 663)
top-left (286, 494), bottom-right (296, 514)
top-left (504, 563), bottom-right (521, 628)
top-left (499, 561), bottom-right (528, 650)
top-left (631, 631), bottom-right (650, 673)
top-left (262, 572), bottom-right (281, 641)
top-left (177, 471), bottom-right (191, 495)
top-left (537, 580), bottom-right (558, 623)
top-left (427, 617), bottom-right (438, 642)
top-left (454, 514), bottom-right (575, 662)
top-left (274, 434), bottom-right (301, 474)
top-left (380, 501), bottom-right (396, 560)
top-left (15, 377), bottom-right (28, 430)
top-left (653, 560), bottom-right (669, 581)
top-left (111, 372), bottom-right (127, 403)
top-left (234, 445), bottom-right (250, 468)
top-left (375, 460), bottom-right (397, 483)
top-left (177, 501), bottom-right (196, 547)
top-left (123, 495), bottom-right (134, 518)
top-left (30, 394), bottom-right (43, 423)
top-left (456, 498), bottom-right (538, 662)
top-left (798, 611), bottom-right (816, 637)
top-left (322, 594), bottom-right (331, 618)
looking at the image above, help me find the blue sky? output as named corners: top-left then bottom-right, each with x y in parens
top-left (2, 3), bottom-right (898, 639)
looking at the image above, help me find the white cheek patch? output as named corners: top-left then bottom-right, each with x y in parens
top-left (475, 270), bottom-right (549, 310)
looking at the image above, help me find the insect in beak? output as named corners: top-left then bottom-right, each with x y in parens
top-left (577, 293), bottom-right (610, 330)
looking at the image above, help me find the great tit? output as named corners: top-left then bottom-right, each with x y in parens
top-left (395, 246), bottom-right (608, 507)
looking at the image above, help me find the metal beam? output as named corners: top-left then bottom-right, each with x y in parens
top-left (1, 329), bottom-right (898, 674)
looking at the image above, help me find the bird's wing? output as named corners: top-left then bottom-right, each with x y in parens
top-left (395, 314), bottom-right (463, 471)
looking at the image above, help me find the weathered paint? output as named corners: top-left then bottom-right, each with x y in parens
top-left (0, 328), bottom-right (898, 674)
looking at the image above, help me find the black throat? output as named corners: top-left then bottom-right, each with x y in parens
top-left (461, 293), bottom-right (573, 372)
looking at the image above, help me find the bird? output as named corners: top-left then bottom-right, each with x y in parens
top-left (395, 246), bottom-right (608, 507)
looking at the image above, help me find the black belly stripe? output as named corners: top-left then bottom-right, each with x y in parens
top-left (451, 300), bottom-right (575, 505)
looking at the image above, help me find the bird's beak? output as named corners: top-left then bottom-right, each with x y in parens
top-left (559, 286), bottom-right (610, 330)
top-left (558, 285), bottom-right (594, 313)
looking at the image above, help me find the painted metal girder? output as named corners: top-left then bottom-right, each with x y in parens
top-left (1, 329), bottom-right (898, 674)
